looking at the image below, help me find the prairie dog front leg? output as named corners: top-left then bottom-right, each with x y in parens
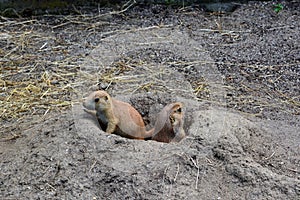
top-left (106, 120), bottom-right (118, 134)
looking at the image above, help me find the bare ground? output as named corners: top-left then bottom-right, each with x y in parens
top-left (0, 1), bottom-right (299, 199)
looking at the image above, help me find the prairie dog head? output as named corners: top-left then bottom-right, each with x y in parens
top-left (151, 102), bottom-right (185, 143)
top-left (169, 102), bottom-right (184, 126)
top-left (154, 102), bottom-right (184, 131)
top-left (83, 90), bottom-right (112, 111)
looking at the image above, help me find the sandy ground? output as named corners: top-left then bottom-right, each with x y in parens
top-left (1, 1), bottom-right (299, 199)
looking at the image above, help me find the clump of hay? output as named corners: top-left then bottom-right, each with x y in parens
top-left (0, 18), bottom-right (83, 123)
top-left (0, 67), bottom-right (76, 120)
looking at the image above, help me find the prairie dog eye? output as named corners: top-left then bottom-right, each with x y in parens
top-left (173, 107), bottom-right (181, 114)
top-left (95, 98), bottom-right (100, 103)
top-left (176, 107), bottom-right (182, 113)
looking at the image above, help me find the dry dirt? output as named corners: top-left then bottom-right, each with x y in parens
top-left (1, 1), bottom-right (299, 199)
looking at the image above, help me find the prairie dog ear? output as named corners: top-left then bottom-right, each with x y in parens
top-left (104, 96), bottom-right (109, 101)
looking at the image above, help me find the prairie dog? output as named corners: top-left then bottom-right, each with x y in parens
top-left (83, 90), bottom-right (153, 139)
top-left (83, 91), bottom-right (185, 143)
top-left (150, 102), bottom-right (186, 143)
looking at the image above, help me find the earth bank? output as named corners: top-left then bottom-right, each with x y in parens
top-left (0, 1), bottom-right (299, 199)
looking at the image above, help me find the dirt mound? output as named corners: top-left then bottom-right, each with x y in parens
top-left (1, 1), bottom-right (299, 199)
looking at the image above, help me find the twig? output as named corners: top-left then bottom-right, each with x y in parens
top-left (196, 162), bottom-right (200, 189)
top-left (0, 134), bottom-right (22, 142)
top-left (287, 168), bottom-right (298, 173)
top-left (263, 152), bottom-right (276, 160)
top-left (173, 164), bottom-right (180, 182)
top-left (89, 160), bottom-right (97, 173)
top-left (46, 183), bottom-right (56, 191)
top-left (188, 155), bottom-right (200, 189)
top-left (52, 0), bottom-right (137, 30)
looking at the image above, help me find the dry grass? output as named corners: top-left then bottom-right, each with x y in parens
top-left (1, 4), bottom-right (299, 136)
top-left (0, 66), bottom-right (77, 120)
top-left (0, 1), bottom-right (141, 127)
top-left (0, 3), bottom-right (142, 135)
top-left (0, 18), bottom-right (83, 124)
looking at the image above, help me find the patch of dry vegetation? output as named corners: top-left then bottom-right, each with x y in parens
top-left (1, 31), bottom-right (71, 120)
top-left (0, 2), bottom-right (139, 126)
top-left (1, 2), bottom-right (299, 136)
top-left (0, 17), bottom-right (85, 136)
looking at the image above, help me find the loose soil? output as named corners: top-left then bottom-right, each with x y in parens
top-left (1, 1), bottom-right (299, 199)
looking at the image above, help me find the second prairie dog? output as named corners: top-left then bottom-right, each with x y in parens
top-left (83, 90), bottom-right (154, 139)
top-left (150, 102), bottom-right (186, 143)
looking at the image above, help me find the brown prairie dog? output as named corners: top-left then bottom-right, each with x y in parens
top-left (83, 90), bottom-right (154, 139)
top-left (150, 102), bottom-right (186, 143)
